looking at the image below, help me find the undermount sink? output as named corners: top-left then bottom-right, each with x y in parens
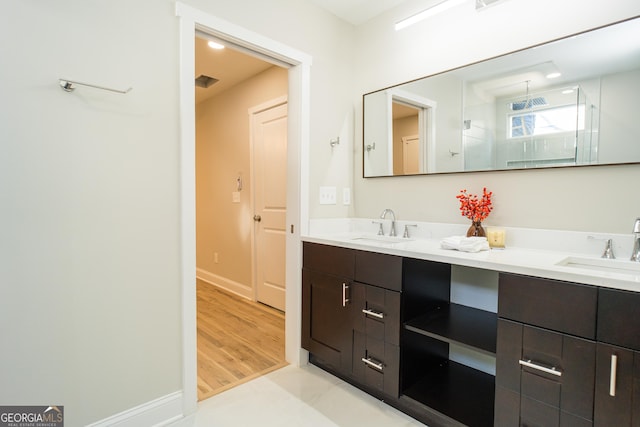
top-left (556, 256), bottom-right (640, 275)
top-left (350, 235), bottom-right (412, 244)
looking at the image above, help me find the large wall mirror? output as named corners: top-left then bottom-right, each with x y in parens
top-left (363, 16), bottom-right (640, 177)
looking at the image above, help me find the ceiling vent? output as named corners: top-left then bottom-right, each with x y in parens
top-left (195, 75), bottom-right (219, 89)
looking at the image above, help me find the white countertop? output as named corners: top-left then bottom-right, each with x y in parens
top-left (303, 219), bottom-right (640, 293)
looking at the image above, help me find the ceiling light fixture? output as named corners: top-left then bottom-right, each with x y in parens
top-left (207, 40), bottom-right (225, 50)
top-left (546, 72), bottom-right (562, 79)
top-left (395, 0), bottom-right (467, 31)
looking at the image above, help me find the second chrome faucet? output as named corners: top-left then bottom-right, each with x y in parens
top-left (631, 217), bottom-right (640, 262)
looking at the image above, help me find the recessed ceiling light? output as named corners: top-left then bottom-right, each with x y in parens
top-left (207, 41), bottom-right (225, 50)
top-left (546, 72), bottom-right (562, 79)
top-left (562, 89), bottom-right (574, 94)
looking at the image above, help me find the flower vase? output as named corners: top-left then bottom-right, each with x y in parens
top-left (466, 221), bottom-right (486, 238)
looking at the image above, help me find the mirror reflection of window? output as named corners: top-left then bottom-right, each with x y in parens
top-left (392, 102), bottom-right (420, 175)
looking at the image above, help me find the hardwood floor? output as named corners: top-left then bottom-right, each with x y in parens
top-left (197, 279), bottom-right (287, 400)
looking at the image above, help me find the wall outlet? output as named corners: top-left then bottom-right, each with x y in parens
top-left (319, 186), bottom-right (337, 205)
top-left (343, 188), bottom-right (351, 205)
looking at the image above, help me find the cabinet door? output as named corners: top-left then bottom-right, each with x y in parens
top-left (594, 343), bottom-right (638, 427)
top-left (634, 351), bottom-right (640, 427)
top-left (302, 268), bottom-right (355, 375)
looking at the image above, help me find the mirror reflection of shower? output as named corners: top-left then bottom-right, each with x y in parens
top-left (463, 79), bottom-right (600, 170)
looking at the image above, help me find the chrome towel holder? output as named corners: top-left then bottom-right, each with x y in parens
top-left (59, 78), bottom-right (132, 94)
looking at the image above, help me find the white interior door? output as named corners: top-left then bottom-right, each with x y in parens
top-left (252, 100), bottom-right (287, 311)
top-left (402, 134), bottom-right (420, 174)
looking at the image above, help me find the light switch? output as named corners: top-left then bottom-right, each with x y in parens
top-left (319, 186), bottom-right (337, 205)
top-left (232, 192), bottom-right (240, 203)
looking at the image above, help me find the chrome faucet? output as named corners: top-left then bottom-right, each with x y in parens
top-left (601, 239), bottom-right (615, 259)
top-left (380, 209), bottom-right (396, 237)
top-left (631, 217), bottom-right (640, 262)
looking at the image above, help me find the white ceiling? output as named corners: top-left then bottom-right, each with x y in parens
top-left (307, 0), bottom-right (407, 25)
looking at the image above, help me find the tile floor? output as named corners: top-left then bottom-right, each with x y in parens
top-left (170, 364), bottom-right (425, 426)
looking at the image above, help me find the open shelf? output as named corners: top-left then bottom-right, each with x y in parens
top-left (404, 303), bottom-right (497, 356)
top-left (401, 360), bottom-right (495, 427)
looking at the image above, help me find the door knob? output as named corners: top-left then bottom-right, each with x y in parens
top-left (253, 215), bottom-right (262, 222)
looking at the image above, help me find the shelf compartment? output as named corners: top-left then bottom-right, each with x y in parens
top-left (401, 360), bottom-right (495, 427)
top-left (404, 303), bottom-right (497, 356)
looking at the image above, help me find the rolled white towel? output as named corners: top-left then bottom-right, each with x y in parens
top-left (441, 236), bottom-right (464, 250)
top-left (440, 236), bottom-right (490, 253)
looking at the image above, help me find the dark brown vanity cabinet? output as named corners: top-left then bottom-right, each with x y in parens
top-left (303, 243), bottom-right (640, 427)
top-left (302, 242), bottom-right (402, 396)
top-left (594, 288), bottom-right (640, 427)
top-left (495, 273), bottom-right (598, 427)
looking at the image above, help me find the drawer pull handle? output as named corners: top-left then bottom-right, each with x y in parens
top-left (519, 359), bottom-right (562, 377)
top-left (609, 354), bottom-right (618, 397)
top-left (342, 283), bottom-right (350, 307)
top-left (362, 308), bottom-right (384, 319)
top-left (361, 357), bottom-right (384, 371)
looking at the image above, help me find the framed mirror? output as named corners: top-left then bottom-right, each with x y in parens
top-left (363, 16), bottom-right (640, 177)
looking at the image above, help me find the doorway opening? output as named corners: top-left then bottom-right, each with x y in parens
top-left (177, 3), bottom-right (311, 413)
top-left (194, 34), bottom-right (288, 400)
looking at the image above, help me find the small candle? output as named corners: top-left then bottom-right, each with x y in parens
top-left (487, 228), bottom-right (506, 249)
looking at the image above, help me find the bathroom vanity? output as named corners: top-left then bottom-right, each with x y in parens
top-left (301, 227), bottom-right (640, 427)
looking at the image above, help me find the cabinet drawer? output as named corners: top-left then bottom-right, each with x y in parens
top-left (498, 273), bottom-right (597, 339)
top-left (353, 282), bottom-right (401, 345)
top-left (303, 242), bottom-right (354, 278)
top-left (496, 319), bottom-right (596, 421)
top-left (597, 288), bottom-right (640, 351)
top-left (353, 331), bottom-right (399, 397)
top-left (521, 394), bottom-right (560, 427)
top-left (355, 250), bottom-right (402, 291)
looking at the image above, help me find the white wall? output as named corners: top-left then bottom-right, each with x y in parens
top-left (352, 0), bottom-right (640, 233)
top-left (0, 1), bottom-right (182, 425)
top-left (0, 0), bottom-right (355, 425)
top-left (599, 68), bottom-right (640, 163)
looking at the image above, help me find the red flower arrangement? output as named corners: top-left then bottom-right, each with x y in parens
top-left (456, 188), bottom-right (493, 222)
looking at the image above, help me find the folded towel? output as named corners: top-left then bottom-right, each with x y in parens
top-left (440, 236), bottom-right (490, 253)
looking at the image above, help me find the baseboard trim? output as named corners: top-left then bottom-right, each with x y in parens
top-left (86, 391), bottom-right (183, 427)
top-left (196, 268), bottom-right (252, 300)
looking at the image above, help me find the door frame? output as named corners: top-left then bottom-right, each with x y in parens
top-left (176, 2), bottom-right (312, 415)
